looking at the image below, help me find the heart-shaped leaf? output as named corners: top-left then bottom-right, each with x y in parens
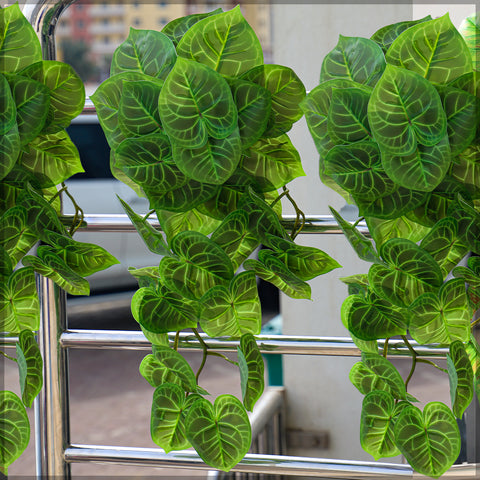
top-left (118, 197), bottom-right (170, 256)
top-left (162, 9), bottom-right (223, 47)
top-left (210, 209), bottom-right (259, 271)
top-left (0, 4), bottom-right (42, 73)
top-left (199, 271), bottom-right (261, 337)
top-left (144, 345), bottom-right (198, 393)
top-left (369, 238), bottom-right (442, 307)
top-left (172, 127), bottom-right (242, 185)
top-left (368, 64), bottom-right (446, 155)
top-left (0, 205), bottom-right (38, 265)
top-left (346, 292), bottom-right (408, 341)
top-left (241, 134), bottom-right (305, 191)
top-left (159, 231), bottom-right (233, 300)
top-left (19, 130), bottom-right (84, 186)
top-left (177, 6), bottom-right (263, 77)
top-left (320, 35), bottom-right (385, 86)
top-left (22, 246), bottom-right (90, 296)
top-left (409, 278), bottom-right (471, 344)
top-left (238, 333), bottom-right (264, 411)
top-left (19, 60), bottom-right (85, 131)
top-left (327, 86), bottom-right (372, 143)
top-left (185, 395), bottom-right (251, 471)
top-left (150, 383), bottom-right (199, 453)
top-left (132, 286), bottom-right (198, 334)
top-left (16, 330), bottom-right (43, 408)
top-left (394, 402), bottom-right (461, 478)
top-left (459, 13), bottom-right (479, 70)
top-left (159, 57), bottom-right (237, 148)
top-left (0, 267), bottom-right (39, 333)
top-left (350, 361), bottom-right (396, 396)
top-left (450, 146), bottom-right (480, 197)
top-left (360, 390), bottom-right (401, 460)
top-left (118, 79), bottom-right (164, 137)
top-left (386, 14), bottom-right (473, 84)
top-left (0, 119), bottom-right (20, 182)
top-left (0, 391), bottom-right (30, 475)
top-left (448, 195), bottom-right (480, 255)
top-left (241, 64), bottom-right (305, 138)
top-left (111, 28), bottom-right (176, 79)
top-left (244, 250), bottom-right (311, 299)
top-left (447, 341), bottom-right (474, 418)
top-left (381, 134), bottom-right (451, 192)
top-left (324, 142), bottom-right (396, 202)
top-left (465, 334), bottom-right (480, 403)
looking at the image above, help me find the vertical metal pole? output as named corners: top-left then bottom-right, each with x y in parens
top-left (35, 275), bottom-right (71, 479)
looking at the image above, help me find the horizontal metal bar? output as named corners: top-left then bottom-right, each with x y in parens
top-left (64, 213), bottom-right (368, 234)
top-left (64, 444), bottom-right (479, 478)
top-left (59, 330), bottom-right (449, 358)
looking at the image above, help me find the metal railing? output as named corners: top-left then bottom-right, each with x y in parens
top-left (7, 1), bottom-right (478, 478)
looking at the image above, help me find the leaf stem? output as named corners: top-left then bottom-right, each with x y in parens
top-left (404, 354), bottom-right (416, 392)
top-left (416, 358), bottom-right (448, 374)
top-left (207, 351), bottom-right (239, 366)
top-left (173, 331), bottom-right (180, 351)
top-left (282, 186), bottom-right (306, 240)
top-left (61, 182), bottom-right (84, 236)
top-left (192, 328), bottom-right (209, 382)
top-left (382, 338), bottom-right (390, 358)
top-left (142, 209), bottom-right (156, 222)
top-left (471, 317), bottom-right (480, 329)
top-left (0, 350), bottom-right (17, 362)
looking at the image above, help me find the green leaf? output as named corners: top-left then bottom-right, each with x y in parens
top-left (15, 330), bottom-right (43, 408)
top-left (447, 341), bottom-right (474, 418)
top-left (22, 246), bottom-right (90, 296)
top-left (158, 57), bottom-right (237, 148)
top-left (244, 250), bottom-right (311, 300)
top-left (118, 79), bottom-right (164, 137)
top-left (409, 278), bottom-right (472, 344)
top-left (131, 286), bottom-right (198, 334)
top-left (346, 292), bottom-right (408, 341)
top-left (157, 208), bottom-right (221, 243)
top-left (19, 130), bottom-right (84, 186)
top-left (450, 146), bottom-right (480, 197)
top-left (241, 64), bottom-right (306, 138)
top-left (350, 361), bottom-right (396, 396)
top-left (210, 209), bottom-right (259, 271)
top-left (140, 346), bottom-right (198, 393)
top-left (465, 334), bottom-right (480, 403)
top-left (327, 86), bottom-right (372, 143)
top-left (0, 3), bottom-right (42, 73)
top-left (172, 127), bottom-right (242, 185)
top-left (0, 73), bottom-right (17, 136)
top-left (360, 390), bottom-right (400, 460)
top-left (359, 353), bottom-right (407, 400)
top-left (40, 230), bottom-right (119, 277)
top-left (420, 216), bottom-right (469, 278)
top-left (370, 16), bottom-right (433, 53)
top-left (150, 383), bottom-right (193, 453)
top-left (0, 267), bottom-right (39, 333)
top-left (111, 28), bottom-right (176, 79)
top-left (118, 197), bottom-right (170, 256)
top-left (0, 245), bottom-right (13, 280)
top-left (177, 6), bottom-right (262, 77)
top-left (0, 118), bottom-right (20, 182)
top-left (369, 238), bottom-right (443, 307)
top-left (320, 35), bottom-right (385, 87)
top-left (19, 60), bottom-right (85, 131)
top-left (459, 13), bottom-right (480, 70)
top-left (91, 71), bottom-right (148, 149)
top-left (386, 14), bottom-right (473, 84)
top-left (0, 390), bottom-right (30, 474)
top-left (368, 64), bottom-right (447, 155)
top-left (227, 77), bottom-right (271, 148)
top-left (436, 84), bottom-right (479, 156)
top-left (394, 402), bottom-right (461, 478)
top-left (448, 196), bottom-right (480, 255)
top-left (365, 216), bottom-right (430, 248)
top-left (5, 73), bottom-right (50, 146)
top-left (199, 271), bottom-right (261, 337)
top-left (381, 134), bottom-right (451, 192)
top-left (241, 135), bottom-right (305, 191)
top-left (238, 333), bottom-right (264, 411)
top-left (0, 205), bottom-right (37, 265)
top-left (159, 231), bottom-right (234, 300)
top-left (185, 395), bottom-right (251, 472)
top-left (267, 234), bottom-right (341, 280)
top-left (162, 9), bottom-right (223, 47)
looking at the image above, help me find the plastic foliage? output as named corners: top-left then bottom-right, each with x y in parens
top-left (92, 6), bottom-right (341, 472)
top-left (0, 4), bottom-right (118, 473)
top-left (302, 12), bottom-right (479, 478)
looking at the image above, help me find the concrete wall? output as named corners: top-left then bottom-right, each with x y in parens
top-left (269, 3), bottom-right (423, 462)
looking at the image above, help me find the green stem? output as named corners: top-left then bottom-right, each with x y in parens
top-left (416, 358), bottom-right (448, 374)
top-left (142, 209), bottom-right (156, 222)
top-left (269, 189), bottom-right (289, 209)
top-left (0, 350), bottom-right (17, 362)
top-left (61, 182), bottom-right (84, 236)
top-left (173, 331), bottom-right (180, 351)
top-left (282, 186), bottom-right (306, 240)
top-left (192, 328), bottom-right (209, 382)
top-left (404, 354), bottom-right (416, 392)
top-left (207, 351), bottom-right (239, 366)
top-left (382, 338), bottom-right (390, 358)
top-left (471, 317), bottom-right (480, 329)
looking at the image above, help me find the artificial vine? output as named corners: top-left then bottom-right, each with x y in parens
top-left (0, 3), bottom-right (118, 473)
top-left (92, 6), bottom-right (340, 471)
top-left (302, 12), bottom-right (480, 478)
